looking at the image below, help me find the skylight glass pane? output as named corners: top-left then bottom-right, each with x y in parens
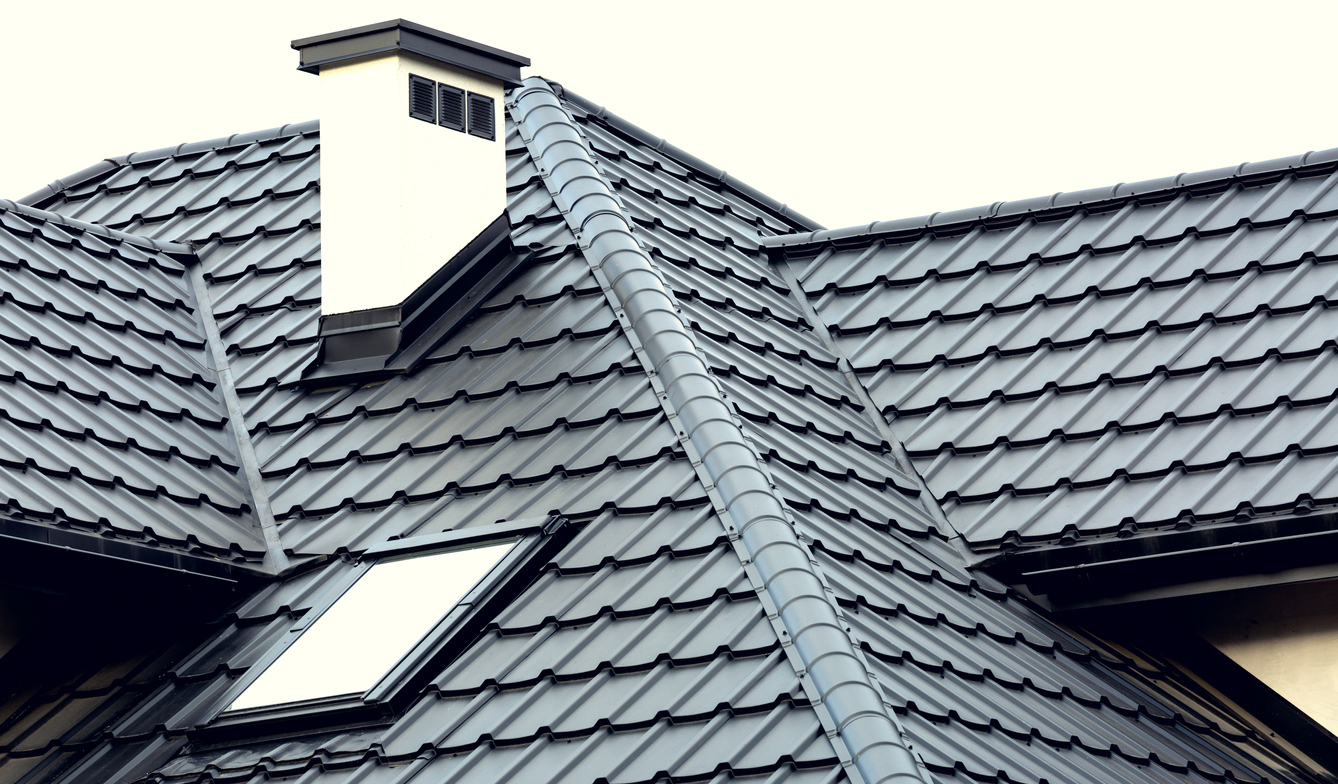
top-left (229, 541), bottom-right (516, 711)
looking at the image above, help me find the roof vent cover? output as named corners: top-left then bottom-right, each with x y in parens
top-left (467, 92), bottom-right (495, 140)
top-left (439, 84), bottom-right (466, 132)
top-left (409, 74), bottom-right (436, 123)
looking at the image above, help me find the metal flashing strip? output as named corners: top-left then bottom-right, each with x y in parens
top-left (0, 513), bottom-right (260, 588)
top-left (291, 19), bottom-right (529, 86)
top-left (0, 198), bottom-right (194, 255)
top-left (772, 255), bottom-right (977, 566)
top-left (305, 213), bottom-right (523, 387)
top-left (187, 259), bottom-right (291, 576)
top-left (761, 146), bottom-right (1338, 251)
top-left (509, 77), bottom-right (928, 784)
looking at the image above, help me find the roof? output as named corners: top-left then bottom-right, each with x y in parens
top-left (0, 74), bottom-right (1330, 784)
top-left (771, 150), bottom-right (1338, 564)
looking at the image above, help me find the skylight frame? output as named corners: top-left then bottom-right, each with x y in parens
top-left (201, 515), bottom-right (568, 740)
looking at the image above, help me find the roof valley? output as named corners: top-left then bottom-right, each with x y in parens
top-left (184, 256), bottom-right (290, 575)
top-left (770, 252), bottom-right (980, 564)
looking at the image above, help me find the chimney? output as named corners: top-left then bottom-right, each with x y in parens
top-left (292, 20), bottom-right (529, 377)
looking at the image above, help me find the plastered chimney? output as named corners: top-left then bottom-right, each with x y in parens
top-left (292, 20), bottom-right (528, 367)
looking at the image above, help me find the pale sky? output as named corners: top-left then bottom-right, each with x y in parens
top-left (3, 0), bottom-right (1336, 230)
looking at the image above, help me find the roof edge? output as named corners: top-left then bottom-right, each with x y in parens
top-left (0, 199), bottom-right (194, 255)
top-left (17, 120), bottom-right (320, 209)
top-left (763, 145), bottom-right (1338, 251)
top-left (555, 85), bottom-right (826, 234)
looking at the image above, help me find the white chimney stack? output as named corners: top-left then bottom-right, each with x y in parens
top-left (292, 20), bottom-right (528, 373)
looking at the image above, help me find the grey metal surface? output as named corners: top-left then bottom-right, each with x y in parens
top-left (0, 200), bottom-right (265, 557)
top-left (1, 74), bottom-right (1327, 784)
top-left (786, 158), bottom-right (1338, 548)
top-left (510, 77), bottom-right (926, 784)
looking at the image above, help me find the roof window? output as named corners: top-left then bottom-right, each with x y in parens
top-left (228, 540), bottom-right (517, 711)
top-left (209, 516), bottom-right (571, 734)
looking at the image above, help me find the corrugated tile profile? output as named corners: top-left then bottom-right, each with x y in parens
top-left (781, 147), bottom-right (1338, 553)
top-left (3, 59), bottom-right (1331, 784)
top-left (509, 77), bottom-right (926, 784)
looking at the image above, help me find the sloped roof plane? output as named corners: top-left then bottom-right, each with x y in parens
top-left (0, 54), bottom-right (1332, 784)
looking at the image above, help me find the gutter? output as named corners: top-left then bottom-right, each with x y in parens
top-left (509, 77), bottom-right (926, 784)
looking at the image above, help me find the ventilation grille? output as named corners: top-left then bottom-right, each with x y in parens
top-left (439, 84), bottom-right (466, 132)
top-left (408, 75), bottom-right (436, 123)
top-left (467, 93), bottom-right (495, 140)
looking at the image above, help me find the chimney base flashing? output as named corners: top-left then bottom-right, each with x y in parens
top-left (303, 213), bottom-right (524, 388)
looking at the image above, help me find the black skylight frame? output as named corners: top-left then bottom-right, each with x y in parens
top-left (197, 516), bottom-right (571, 742)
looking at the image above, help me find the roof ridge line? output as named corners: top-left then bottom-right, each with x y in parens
top-left (552, 83), bottom-right (826, 234)
top-left (17, 120), bottom-right (320, 209)
top-left (508, 76), bottom-right (930, 784)
top-left (0, 199), bottom-right (193, 255)
top-left (764, 146), bottom-right (1338, 251)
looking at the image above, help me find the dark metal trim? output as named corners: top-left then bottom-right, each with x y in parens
top-left (0, 514), bottom-right (264, 590)
top-left (362, 515), bottom-right (556, 558)
top-left (304, 213), bottom-right (524, 387)
top-left (992, 510), bottom-right (1338, 610)
top-left (292, 19), bottom-right (529, 86)
top-left (1168, 631), bottom-right (1338, 776)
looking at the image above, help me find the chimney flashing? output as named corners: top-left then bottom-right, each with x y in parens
top-left (304, 214), bottom-right (525, 387)
top-left (292, 19), bottom-right (529, 86)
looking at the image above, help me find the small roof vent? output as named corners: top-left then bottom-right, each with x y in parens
top-left (439, 84), bottom-right (466, 131)
top-left (408, 74), bottom-right (436, 123)
top-left (468, 93), bottom-right (495, 140)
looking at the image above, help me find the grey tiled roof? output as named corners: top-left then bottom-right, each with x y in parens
top-left (0, 76), bottom-right (1328, 784)
top-left (0, 199), bottom-right (264, 559)
top-left (784, 155), bottom-right (1338, 550)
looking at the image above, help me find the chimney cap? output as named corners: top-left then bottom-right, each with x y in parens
top-left (292, 19), bottom-right (530, 86)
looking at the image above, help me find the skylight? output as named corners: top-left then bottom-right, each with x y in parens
top-left (229, 541), bottom-right (517, 711)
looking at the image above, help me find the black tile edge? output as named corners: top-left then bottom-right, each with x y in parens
top-left (765, 148), bottom-right (1338, 251)
top-left (0, 514), bottom-right (267, 596)
top-left (17, 122), bottom-right (321, 209)
top-left (992, 510), bottom-right (1338, 610)
top-left (556, 85), bottom-right (825, 234)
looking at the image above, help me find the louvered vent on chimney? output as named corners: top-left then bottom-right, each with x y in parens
top-left (409, 75), bottom-right (436, 123)
top-left (439, 84), bottom-right (466, 131)
top-left (467, 93), bottom-right (495, 140)
top-left (291, 20), bottom-right (529, 382)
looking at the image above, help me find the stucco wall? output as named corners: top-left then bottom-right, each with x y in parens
top-left (319, 52), bottom-right (505, 315)
top-left (1191, 578), bottom-right (1338, 734)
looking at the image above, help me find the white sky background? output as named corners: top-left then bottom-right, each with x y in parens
top-left (1, 0), bottom-right (1335, 230)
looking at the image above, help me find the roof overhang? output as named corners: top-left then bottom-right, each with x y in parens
top-left (0, 515), bottom-right (268, 601)
top-left (986, 510), bottom-right (1338, 611)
